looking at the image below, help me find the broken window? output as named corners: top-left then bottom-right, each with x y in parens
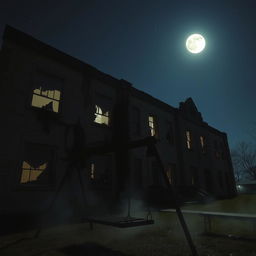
top-left (20, 143), bottom-right (54, 186)
top-left (31, 72), bottom-right (62, 113)
top-left (186, 131), bottom-right (192, 149)
top-left (148, 115), bottom-right (157, 137)
top-left (94, 105), bottom-right (110, 126)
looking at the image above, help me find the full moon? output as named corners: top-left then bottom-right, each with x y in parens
top-left (186, 34), bottom-right (206, 54)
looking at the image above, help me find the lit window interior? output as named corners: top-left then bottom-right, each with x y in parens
top-left (31, 86), bottom-right (61, 113)
top-left (148, 115), bottom-right (156, 136)
top-left (200, 136), bottom-right (204, 148)
top-left (94, 105), bottom-right (110, 125)
top-left (20, 161), bottom-right (48, 184)
top-left (90, 163), bottom-right (95, 179)
top-left (166, 169), bottom-right (172, 184)
top-left (200, 136), bottom-right (206, 153)
top-left (186, 131), bottom-right (192, 149)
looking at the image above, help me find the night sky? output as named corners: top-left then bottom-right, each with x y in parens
top-left (1, 0), bottom-right (255, 149)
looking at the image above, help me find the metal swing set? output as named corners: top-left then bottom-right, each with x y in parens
top-left (35, 136), bottom-right (198, 256)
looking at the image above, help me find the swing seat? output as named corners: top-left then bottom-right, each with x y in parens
top-left (83, 215), bottom-right (154, 228)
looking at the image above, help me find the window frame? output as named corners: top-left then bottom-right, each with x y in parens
top-left (148, 114), bottom-right (158, 138)
top-left (17, 142), bottom-right (57, 191)
top-left (94, 104), bottom-right (111, 126)
top-left (185, 130), bottom-right (192, 150)
top-left (30, 69), bottom-right (63, 115)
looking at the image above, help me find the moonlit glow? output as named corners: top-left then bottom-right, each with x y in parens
top-left (186, 34), bottom-right (206, 54)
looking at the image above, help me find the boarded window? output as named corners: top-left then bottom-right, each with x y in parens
top-left (20, 143), bottom-right (54, 186)
top-left (31, 72), bottom-right (62, 113)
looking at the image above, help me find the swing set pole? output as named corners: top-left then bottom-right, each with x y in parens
top-left (148, 142), bottom-right (198, 256)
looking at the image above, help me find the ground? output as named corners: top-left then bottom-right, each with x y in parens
top-left (1, 194), bottom-right (256, 256)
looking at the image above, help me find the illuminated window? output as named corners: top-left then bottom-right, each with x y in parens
top-left (186, 131), bottom-right (192, 149)
top-left (166, 163), bottom-right (176, 184)
top-left (90, 163), bottom-right (95, 179)
top-left (19, 143), bottom-right (54, 187)
top-left (148, 115), bottom-right (157, 137)
top-left (166, 166), bottom-right (172, 184)
top-left (94, 105), bottom-right (110, 126)
top-left (32, 87), bottom-right (61, 113)
top-left (200, 136), bottom-right (206, 153)
top-left (20, 161), bottom-right (47, 184)
top-left (31, 72), bottom-right (62, 113)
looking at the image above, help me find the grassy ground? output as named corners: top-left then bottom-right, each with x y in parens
top-left (1, 194), bottom-right (256, 256)
top-left (183, 194), bottom-right (256, 213)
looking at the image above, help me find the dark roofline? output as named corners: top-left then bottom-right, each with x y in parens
top-left (2, 25), bottom-right (122, 87)
top-left (129, 86), bottom-right (176, 113)
top-left (2, 25), bottom-right (227, 138)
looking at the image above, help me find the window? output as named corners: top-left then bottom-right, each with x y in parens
top-left (94, 105), bottom-right (110, 126)
top-left (166, 122), bottom-right (174, 145)
top-left (19, 143), bottom-right (54, 187)
top-left (31, 72), bottom-right (62, 113)
top-left (166, 163), bottom-right (176, 184)
top-left (20, 162), bottom-right (47, 184)
top-left (90, 163), bottom-right (95, 179)
top-left (186, 130), bottom-right (192, 149)
top-left (148, 115), bottom-right (157, 137)
top-left (200, 136), bottom-right (206, 153)
top-left (89, 155), bottom-right (112, 189)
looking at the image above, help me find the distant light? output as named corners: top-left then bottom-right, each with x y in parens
top-left (186, 34), bottom-right (206, 54)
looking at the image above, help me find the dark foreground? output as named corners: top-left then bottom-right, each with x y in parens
top-left (0, 211), bottom-right (256, 256)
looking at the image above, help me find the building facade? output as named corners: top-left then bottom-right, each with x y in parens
top-left (0, 26), bottom-right (236, 217)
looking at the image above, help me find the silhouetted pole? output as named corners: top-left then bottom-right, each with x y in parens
top-left (147, 141), bottom-right (198, 256)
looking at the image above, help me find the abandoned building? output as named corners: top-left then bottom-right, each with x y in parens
top-left (0, 25), bottom-right (237, 218)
